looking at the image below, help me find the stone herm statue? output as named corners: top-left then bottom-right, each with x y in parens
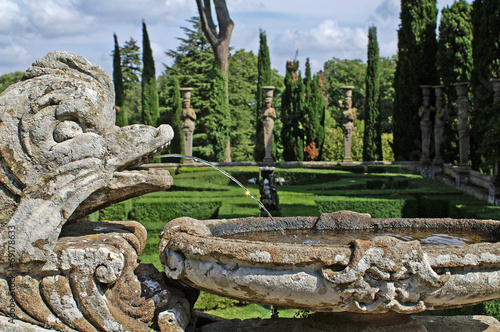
top-left (433, 85), bottom-right (446, 165)
top-left (339, 86), bottom-right (357, 162)
top-left (418, 85), bottom-right (433, 164)
top-left (262, 86), bottom-right (276, 162)
top-left (0, 51), bottom-right (197, 331)
top-left (180, 87), bottom-right (196, 163)
top-left (454, 82), bottom-right (471, 167)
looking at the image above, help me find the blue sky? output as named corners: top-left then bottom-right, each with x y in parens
top-left (0, 0), bottom-right (465, 77)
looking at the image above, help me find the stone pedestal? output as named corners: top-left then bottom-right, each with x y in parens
top-left (262, 86), bottom-right (276, 163)
top-left (433, 85), bottom-right (445, 165)
top-left (419, 85), bottom-right (433, 164)
top-left (340, 86), bottom-right (356, 163)
top-left (454, 82), bottom-right (471, 167)
top-left (180, 87), bottom-right (195, 164)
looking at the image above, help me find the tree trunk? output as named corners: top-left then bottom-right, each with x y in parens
top-left (196, 0), bottom-right (234, 162)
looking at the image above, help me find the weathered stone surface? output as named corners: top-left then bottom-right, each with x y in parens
top-left (160, 212), bottom-right (500, 314)
top-left (0, 51), bottom-right (174, 263)
top-left (197, 314), bottom-right (500, 332)
top-left (0, 52), bottom-right (197, 331)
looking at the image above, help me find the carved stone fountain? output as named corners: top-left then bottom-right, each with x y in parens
top-left (160, 211), bottom-right (500, 330)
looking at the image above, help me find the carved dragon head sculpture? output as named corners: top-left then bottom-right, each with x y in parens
top-left (0, 51), bottom-right (174, 264)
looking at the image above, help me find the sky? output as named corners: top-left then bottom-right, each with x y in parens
top-left (0, 0), bottom-right (464, 78)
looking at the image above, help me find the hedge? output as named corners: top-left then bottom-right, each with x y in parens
top-left (315, 195), bottom-right (418, 218)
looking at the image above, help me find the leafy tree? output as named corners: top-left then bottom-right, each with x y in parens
top-left (323, 58), bottom-right (366, 124)
top-left (281, 60), bottom-right (305, 161)
top-left (393, 0), bottom-right (439, 161)
top-left (379, 56), bottom-right (396, 134)
top-left (254, 30), bottom-right (272, 161)
top-left (0, 71), bottom-right (23, 94)
top-left (141, 20), bottom-right (159, 127)
top-left (113, 34), bottom-right (128, 127)
top-left (303, 58), bottom-right (326, 160)
top-left (363, 26), bottom-right (382, 161)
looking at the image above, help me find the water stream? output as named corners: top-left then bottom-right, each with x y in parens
top-left (156, 154), bottom-right (280, 226)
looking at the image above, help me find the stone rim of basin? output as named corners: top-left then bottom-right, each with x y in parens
top-left (160, 211), bottom-right (500, 314)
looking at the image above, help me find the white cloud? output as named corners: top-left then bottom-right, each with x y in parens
top-left (272, 19), bottom-right (368, 60)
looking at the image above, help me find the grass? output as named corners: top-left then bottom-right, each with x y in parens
top-left (93, 165), bottom-right (500, 320)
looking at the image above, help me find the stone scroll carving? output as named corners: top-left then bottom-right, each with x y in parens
top-left (322, 236), bottom-right (450, 314)
top-left (0, 52), bottom-right (197, 331)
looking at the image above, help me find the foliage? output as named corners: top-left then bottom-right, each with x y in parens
top-left (393, 0), bottom-right (439, 161)
top-left (470, 0), bottom-right (500, 171)
top-left (281, 60), bottom-right (305, 161)
top-left (254, 30), bottom-right (272, 161)
top-left (0, 71), bottom-right (23, 94)
top-left (113, 34), bottom-right (128, 127)
top-left (168, 77), bottom-right (184, 155)
top-left (228, 49), bottom-right (258, 161)
top-left (141, 21), bottom-right (159, 127)
top-left (316, 195), bottom-right (418, 218)
top-left (323, 58), bottom-right (366, 123)
top-left (204, 66), bottom-right (231, 162)
top-left (119, 37), bottom-right (142, 125)
top-left (379, 57), bottom-right (396, 133)
top-left (363, 26), bottom-right (383, 161)
top-left (303, 58), bottom-right (326, 160)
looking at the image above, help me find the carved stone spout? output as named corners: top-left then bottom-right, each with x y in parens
top-left (0, 52), bottom-right (197, 331)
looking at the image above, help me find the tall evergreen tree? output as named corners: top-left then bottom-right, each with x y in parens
top-left (113, 33), bottom-right (128, 127)
top-left (229, 49), bottom-right (259, 161)
top-left (206, 65), bottom-right (231, 162)
top-left (281, 60), bottom-right (305, 161)
top-left (303, 58), bottom-right (325, 160)
top-left (437, 0), bottom-right (472, 164)
top-left (141, 20), bottom-right (159, 126)
top-left (363, 26), bottom-right (382, 161)
top-left (392, 0), bottom-right (439, 161)
top-left (254, 30), bottom-right (272, 161)
top-left (471, 0), bottom-right (500, 170)
top-left (169, 77), bottom-right (184, 156)
top-left (121, 38), bottom-right (142, 89)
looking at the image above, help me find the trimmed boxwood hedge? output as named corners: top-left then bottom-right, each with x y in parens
top-left (315, 195), bottom-right (418, 218)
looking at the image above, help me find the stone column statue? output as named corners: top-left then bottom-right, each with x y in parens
top-left (262, 86), bottom-right (276, 162)
top-left (433, 85), bottom-right (446, 165)
top-left (454, 82), bottom-right (471, 167)
top-left (180, 88), bottom-right (196, 164)
top-left (340, 86), bottom-right (356, 163)
top-left (419, 85), bottom-right (433, 164)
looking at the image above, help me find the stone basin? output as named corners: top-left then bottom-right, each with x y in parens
top-left (159, 211), bottom-right (500, 314)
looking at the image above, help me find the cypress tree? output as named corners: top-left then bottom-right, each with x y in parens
top-left (281, 60), bottom-right (304, 161)
top-left (437, 0), bottom-right (472, 164)
top-left (113, 33), bottom-right (128, 127)
top-left (170, 77), bottom-right (184, 155)
top-left (206, 65), bottom-right (231, 162)
top-left (393, 0), bottom-right (439, 161)
top-left (470, 0), bottom-right (500, 170)
top-left (303, 58), bottom-right (325, 160)
top-left (254, 30), bottom-right (272, 161)
top-left (363, 26), bottom-right (382, 161)
top-left (141, 20), bottom-right (159, 126)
